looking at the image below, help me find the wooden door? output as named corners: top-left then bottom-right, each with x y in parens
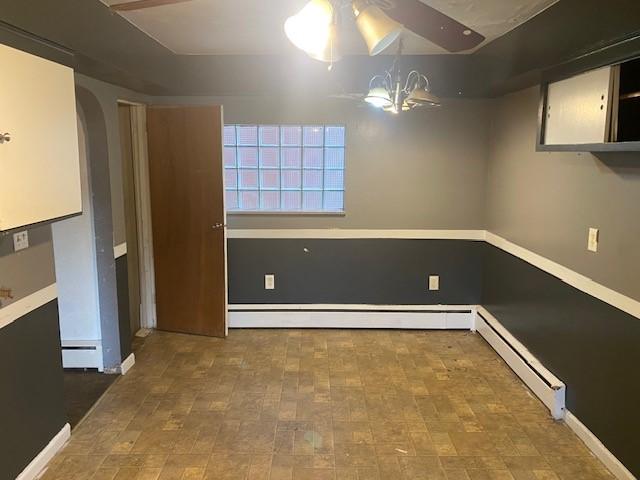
top-left (147, 106), bottom-right (227, 337)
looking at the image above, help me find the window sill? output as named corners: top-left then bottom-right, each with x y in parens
top-left (227, 211), bottom-right (346, 216)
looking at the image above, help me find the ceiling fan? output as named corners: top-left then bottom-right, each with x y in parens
top-left (109, 0), bottom-right (194, 12)
top-left (284, 0), bottom-right (485, 64)
top-left (331, 38), bottom-right (443, 114)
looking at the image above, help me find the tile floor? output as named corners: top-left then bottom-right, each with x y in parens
top-left (41, 329), bottom-right (612, 480)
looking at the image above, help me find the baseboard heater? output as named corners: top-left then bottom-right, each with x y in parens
top-left (228, 304), bottom-right (475, 330)
top-left (61, 340), bottom-right (103, 372)
top-left (475, 306), bottom-right (565, 420)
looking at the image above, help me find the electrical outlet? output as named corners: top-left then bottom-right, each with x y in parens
top-left (428, 275), bottom-right (440, 291)
top-left (588, 228), bottom-right (599, 252)
top-left (265, 274), bottom-right (275, 290)
top-left (13, 231), bottom-right (29, 251)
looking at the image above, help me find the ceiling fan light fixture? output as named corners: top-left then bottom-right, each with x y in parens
top-left (284, 0), bottom-right (339, 62)
top-left (352, 0), bottom-right (403, 56)
top-left (406, 88), bottom-right (441, 107)
top-left (364, 87), bottom-right (393, 109)
top-left (383, 100), bottom-right (410, 114)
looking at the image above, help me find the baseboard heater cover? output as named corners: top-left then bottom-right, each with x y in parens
top-left (475, 306), bottom-right (566, 420)
top-left (228, 305), bottom-right (475, 329)
top-left (61, 340), bottom-right (103, 372)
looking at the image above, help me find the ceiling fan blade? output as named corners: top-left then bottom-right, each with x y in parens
top-left (329, 93), bottom-right (366, 100)
top-left (383, 0), bottom-right (485, 52)
top-left (110, 0), bottom-right (194, 12)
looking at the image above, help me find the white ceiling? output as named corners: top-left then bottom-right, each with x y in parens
top-left (100, 0), bottom-right (558, 55)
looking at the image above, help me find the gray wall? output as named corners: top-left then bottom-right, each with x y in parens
top-left (0, 226), bottom-right (55, 306)
top-left (74, 74), bottom-right (149, 247)
top-left (486, 87), bottom-right (640, 302)
top-left (0, 300), bottom-right (67, 479)
top-left (154, 96), bottom-right (490, 230)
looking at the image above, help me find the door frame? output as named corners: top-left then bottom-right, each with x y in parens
top-left (117, 100), bottom-right (229, 334)
top-left (118, 99), bottom-right (157, 330)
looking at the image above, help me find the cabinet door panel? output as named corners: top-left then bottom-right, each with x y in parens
top-left (0, 44), bottom-right (81, 230)
top-left (544, 66), bottom-right (613, 145)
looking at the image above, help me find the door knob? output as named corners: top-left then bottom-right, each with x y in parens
top-left (212, 223), bottom-right (226, 229)
top-left (0, 133), bottom-right (10, 144)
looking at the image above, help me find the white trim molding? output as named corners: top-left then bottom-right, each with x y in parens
top-left (120, 352), bottom-right (136, 375)
top-left (475, 306), bottom-right (566, 420)
top-left (486, 232), bottom-right (640, 321)
top-left (227, 229), bottom-right (640, 323)
top-left (228, 229), bottom-right (487, 240)
top-left (229, 304), bottom-right (474, 312)
top-left (113, 242), bottom-right (127, 259)
top-left (0, 284), bottom-right (57, 331)
top-left (229, 304), bottom-right (475, 329)
top-left (16, 422), bottom-right (70, 480)
top-left (565, 411), bottom-right (635, 480)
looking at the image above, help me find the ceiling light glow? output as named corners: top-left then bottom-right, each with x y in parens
top-left (284, 0), bottom-right (338, 62)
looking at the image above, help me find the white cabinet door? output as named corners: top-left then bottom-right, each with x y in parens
top-left (544, 66), bottom-right (614, 145)
top-left (0, 44), bottom-right (81, 231)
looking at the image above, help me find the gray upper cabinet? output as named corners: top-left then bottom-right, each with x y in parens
top-left (543, 66), bottom-right (614, 145)
top-left (538, 56), bottom-right (640, 152)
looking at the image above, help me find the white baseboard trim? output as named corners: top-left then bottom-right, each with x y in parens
top-left (229, 305), bottom-right (475, 329)
top-left (120, 352), bottom-right (135, 375)
top-left (564, 411), bottom-right (635, 480)
top-left (16, 422), bottom-right (70, 480)
top-left (486, 232), bottom-right (640, 322)
top-left (113, 242), bottom-right (127, 259)
top-left (227, 229), bottom-right (486, 240)
top-left (134, 328), bottom-right (152, 338)
top-left (0, 284), bottom-right (57, 331)
top-left (61, 340), bottom-right (103, 372)
top-left (475, 306), bottom-right (566, 420)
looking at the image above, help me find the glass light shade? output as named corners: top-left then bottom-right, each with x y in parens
top-left (364, 87), bottom-right (393, 108)
top-left (353, 1), bottom-right (403, 56)
top-left (284, 0), bottom-right (340, 62)
top-left (406, 88), bottom-right (441, 107)
top-left (383, 100), bottom-right (411, 113)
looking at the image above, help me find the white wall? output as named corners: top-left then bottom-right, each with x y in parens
top-left (52, 116), bottom-right (101, 341)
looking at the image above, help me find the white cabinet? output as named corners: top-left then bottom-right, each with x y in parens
top-left (0, 44), bottom-right (81, 231)
top-left (544, 66), bottom-right (615, 145)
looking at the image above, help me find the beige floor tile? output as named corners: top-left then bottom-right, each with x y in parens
top-left (36, 330), bottom-right (615, 480)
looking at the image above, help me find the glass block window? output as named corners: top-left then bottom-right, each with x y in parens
top-left (224, 125), bottom-right (345, 212)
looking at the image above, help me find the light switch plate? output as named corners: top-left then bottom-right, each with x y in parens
top-left (265, 274), bottom-right (275, 290)
top-left (588, 228), bottom-right (599, 252)
top-left (428, 275), bottom-right (440, 291)
top-left (13, 231), bottom-right (29, 251)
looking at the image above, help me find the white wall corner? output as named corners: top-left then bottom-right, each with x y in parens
top-left (564, 411), bottom-right (636, 480)
top-left (119, 352), bottom-right (135, 375)
top-left (16, 422), bottom-right (70, 480)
